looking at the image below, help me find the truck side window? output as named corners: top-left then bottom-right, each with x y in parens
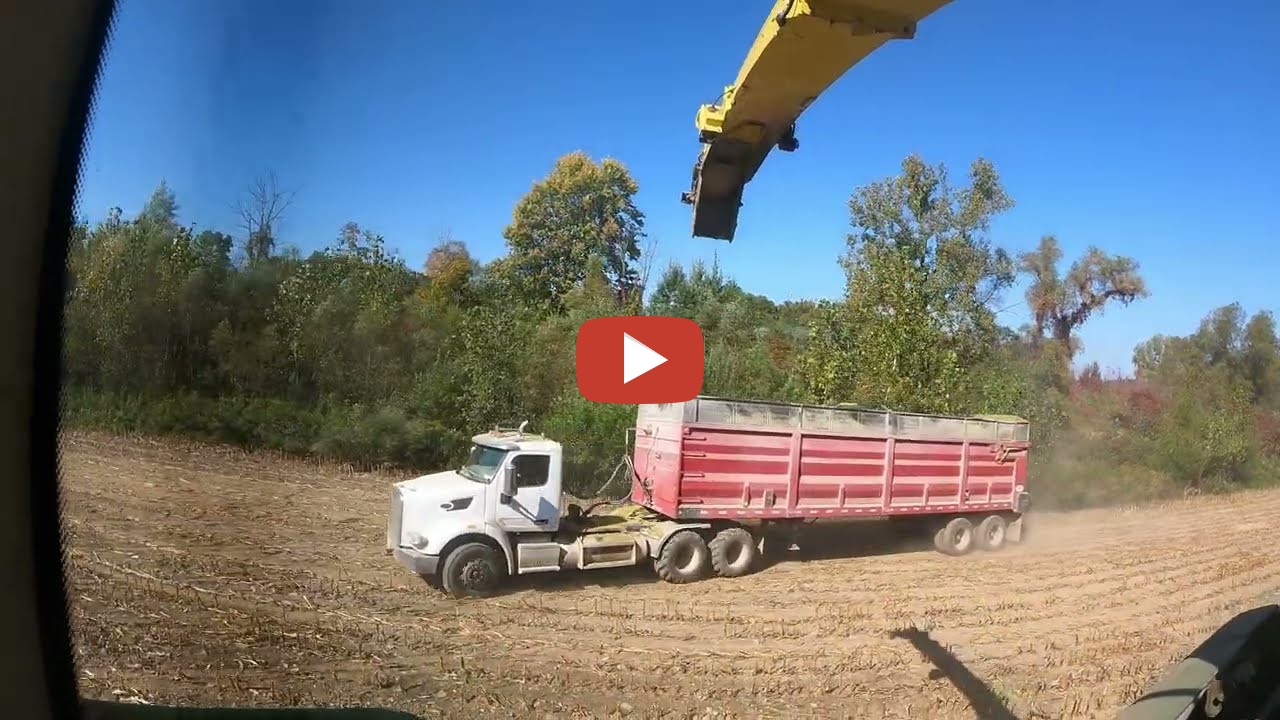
top-left (512, 454), bottom-right (550, 488)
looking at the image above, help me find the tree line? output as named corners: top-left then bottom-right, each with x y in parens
top-left (61, 152), bottom-right (1280, 508)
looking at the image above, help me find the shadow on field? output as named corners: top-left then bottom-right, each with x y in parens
top-left (473, 519), bottom-right (941, 596)
top-left (758, 519), bottom-right (936, 570)
top-left (415, 520), bottom-right (958, 598)
top-left (891, 627), bottom-right (1019, 720)
top-left (414, 560), bottom-right (660, 597)
top-left (505, 564), bottom-right (660, 594)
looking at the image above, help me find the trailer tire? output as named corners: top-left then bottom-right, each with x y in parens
top-left (933, 517), bottom-right (975, 556)
top-left (441, 542), bottom-right (505, 598)
top-left (655, 530), bottom-right (711, 584)
top-left (976, 514), bottom-right (1007, 552)
top-left (709, 527), bottom-right (758, 578)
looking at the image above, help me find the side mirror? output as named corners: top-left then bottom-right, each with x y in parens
top-left (500, 464), bottom-right (516, 502)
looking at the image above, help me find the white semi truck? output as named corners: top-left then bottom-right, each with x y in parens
top-left (386, 397), bottom-right (1031, 598)
top-left (385, 422), bottom-right (715, 598)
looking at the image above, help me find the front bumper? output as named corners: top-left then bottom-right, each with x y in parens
top-left (392, 547), bottom-right (440, 576)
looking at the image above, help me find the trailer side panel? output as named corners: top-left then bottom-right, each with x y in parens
top-left (633, 397), bottom-right (1029, 522)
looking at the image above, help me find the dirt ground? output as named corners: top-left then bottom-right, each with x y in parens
top-left (61, 432), bottom-right (1280, 719)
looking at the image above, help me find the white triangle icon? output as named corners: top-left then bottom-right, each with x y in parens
top-left (622, 332), bottom-right (667, 384)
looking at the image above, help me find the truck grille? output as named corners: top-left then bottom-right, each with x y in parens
top-left (387, 487), bottom-right (404, 551)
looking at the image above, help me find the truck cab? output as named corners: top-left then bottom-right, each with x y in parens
top-left (386, 427), bottom-right (564, 592)
top-left (388, 424), bottom-right (710, 598)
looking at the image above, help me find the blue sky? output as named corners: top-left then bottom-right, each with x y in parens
top-left (79, 0), bottom-right (1279, 374)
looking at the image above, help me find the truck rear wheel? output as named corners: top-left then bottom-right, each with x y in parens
top-left (709, 527), bottom-right (758, 578)
top-left (976, 515), bottom-right (1007, 552)
top-left (933, 517), bottom-right (975, 556)
top-left (655, 530), bottom-right (711, 584)
top-left (441, 542), bottom-right (505, 598)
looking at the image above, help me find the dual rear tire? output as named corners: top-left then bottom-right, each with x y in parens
top-left (932, 514), bottom-right (1016, 556)
top-left (655, 527), bottom-right (759, 584)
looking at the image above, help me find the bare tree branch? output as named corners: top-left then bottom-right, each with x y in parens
top-left (231, 171), bottom-right (296, 261)
top-left (632, 233), bottom-right (661, 312)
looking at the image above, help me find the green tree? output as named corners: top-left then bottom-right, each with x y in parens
top-left (648, 257), bottom-right (798, 401)
top-left (647, 258), bottom-right (735, 319)
top-left (1132, 334), bottom-right (1173, 379)
top-left (1019, 235), bottom-right (1147, 353)
top-left (1128, 304), bottom-right (1280, 494)
top-left (419, 237), bottom-right (478, 308)
top-left (801, 154), bottom-right (1015, 412)
top-left (501, 151), bottom-right (645, 310)
top-left (1242, 311), bottom-right (1280, 408)
top-left (138, 181), bottom-right (179, 235)
top-left (1151, 363), bottom-right (1255, 492)
top-left (270, 222), bottom-right (416, 400)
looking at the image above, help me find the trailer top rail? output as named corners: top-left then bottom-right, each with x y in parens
top-left (638, 395), bottom-right (1030, 444)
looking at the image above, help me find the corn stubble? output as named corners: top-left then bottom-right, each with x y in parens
top-left (62, 431), bottom-right (1280, 719)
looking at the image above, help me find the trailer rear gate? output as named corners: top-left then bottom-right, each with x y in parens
top-left (632, 396), bottom-right (1030, 521)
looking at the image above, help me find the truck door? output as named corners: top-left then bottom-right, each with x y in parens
top-left (493, 453), bottom-right (559, 533)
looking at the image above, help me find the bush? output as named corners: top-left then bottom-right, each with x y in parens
top-left (539, 391), bottom-right (635, 497)
top-left (63, 388), bottom-right (465, 472)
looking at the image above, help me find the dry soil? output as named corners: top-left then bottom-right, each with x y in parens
top-left (62, 432), bottom-right (1280, 719)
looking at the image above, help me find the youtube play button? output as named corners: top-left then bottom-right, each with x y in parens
top-left (622, 332), bottom-right (667, 384)
top-left (576, 316), bottom-right (704, 404)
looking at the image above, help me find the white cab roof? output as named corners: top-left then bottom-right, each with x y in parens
top-left (470, 431), bottom-right (559, 453)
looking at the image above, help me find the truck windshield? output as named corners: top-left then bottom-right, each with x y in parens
top-left (459, 444), bottom-right (506, 483)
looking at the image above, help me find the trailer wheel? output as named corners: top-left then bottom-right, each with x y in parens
top-left (933, 517), bottom-right (975, 556)
top-left (976, 515), bottom-right (1007, 552)
top-left (441, 542), bottom-right (505, 598)
top-left (655, 531), bottom-right (711, 584)
top-left (709, 527), bottom-right (758, 578)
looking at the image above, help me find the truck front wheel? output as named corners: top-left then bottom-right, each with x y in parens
top-left (441, 542), bottom-right (505, 598)
top-left (655, 531), bottom-right (711, 584)
top-left (709, 527), bottom-right (758, 578)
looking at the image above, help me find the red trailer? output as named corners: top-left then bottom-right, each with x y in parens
top-left (630, 396), bottom-right (1031, 559)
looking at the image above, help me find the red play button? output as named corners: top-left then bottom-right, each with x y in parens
top-left (575, 316), bottom-right (704, 404)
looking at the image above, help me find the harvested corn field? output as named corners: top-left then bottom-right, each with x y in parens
top-left (63, 432), bottom-right (1280, 719)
